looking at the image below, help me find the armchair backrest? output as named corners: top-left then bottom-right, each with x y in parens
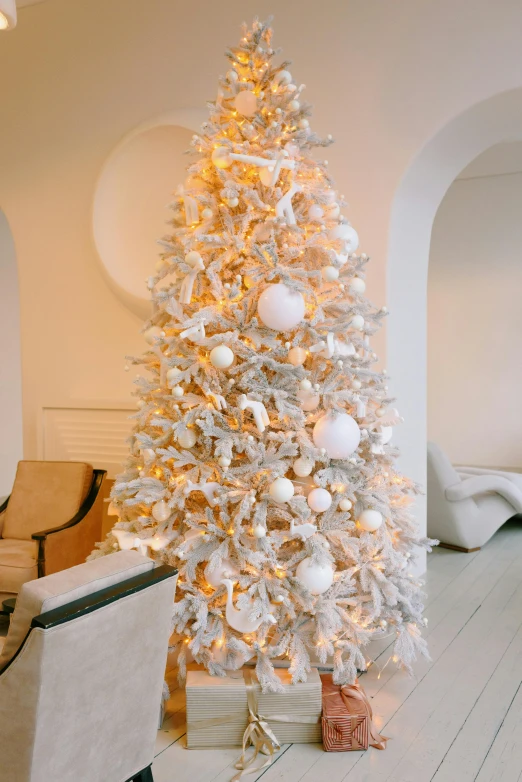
top-left (427, 441), bottom-right (478, 538)
top-left (2, 461), bottom-right (94, 541)
top-left (0, 552), bottom-right (178, 782)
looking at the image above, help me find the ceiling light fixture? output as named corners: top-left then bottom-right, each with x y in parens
top-left (0, 0), bottom-right (17, 30)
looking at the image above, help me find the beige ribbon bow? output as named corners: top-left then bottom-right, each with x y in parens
top-left (231, 669), bottom-right (281, 781)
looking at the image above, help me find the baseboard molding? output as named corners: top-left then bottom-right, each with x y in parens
top-left (438, 541), bottom-right (481, 553)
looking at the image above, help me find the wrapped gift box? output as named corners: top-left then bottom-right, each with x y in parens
top-left (321, 674), bottom-right (388, 752)
top-left (186, 667), bottom-right (322, 749)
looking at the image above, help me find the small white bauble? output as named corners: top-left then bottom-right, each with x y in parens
top-left (211, 146), bottom-right (231, 169)
top-left (276, 69), bottom-right (292, 85)
top-left (210, 344), bottom-right (234, 369)
top-left (218, 455), bottom-right (231, 469)
top-left (293, 457), bottom-right (314, 477)
top-left (273, 595), bottom-right (285, 603)
top-left (142, 448), bottom-right (155, 462)
top-left (234, 89), bottom-right (257, 117)
top-left (288, 99), bottom-right (300, 111)
top-left (178, 429), bottom-right (197, 449)
top-left (300, 378), bottom-right (312, 391)
top-left (350, 277), bottom-right (366, 294)
top-left (329, 223), bottom-right (359, 253)
top-left (166, 367), bottom-right (182, 386)
top-left (205, 558), bottom-right (239, 588)
top-left (339, 498), bottom-right (353, 512)
top-left (322, 266), bottom-right (339, 282)
top-left (351, 315), bottom-right (365, 330)
top-left (144, 326), bottom-right (163, 345)
top-left (288, 346), bottom-right (307, 366)
top-left (201, 207), bottom-right (213, 220)
top-left (307, 487), bottom-right (332, 513)
top-left (226, 69), bottom-right (238, 82)
top-left (137, 400), bottom-right (146, 409)
top-left (376, 407), bottom-right (387, 418)
top-left (358, 509), bottom-right (383, 532)
top-left (257, 283), bottom-right (305, 331)
top-left (313, 413), bottom-right (361, 459)
top-left (308, 204), bottom-right (324, 221)
top-left (352, 379), bottom-right (362, 390)
top-left (296, 557), bottom-right (334, 595)
top-left (269, 477), bottom-right (295, 503)
top-left (253, 524), bottom-right (267, 539)
top-left (152, 500), bottom-right (170, 523)
top-left (185, 250), bottom-right (203, 267)
top-left (299, 118), bottom-right (309, 129)
top-left (172, 385), bottom-right (184, 398)
top-left (226, 197), bottom-right (239, 208)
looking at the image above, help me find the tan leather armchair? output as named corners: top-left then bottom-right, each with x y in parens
top-left (0, 461), bottom-right (106, 602)
top-left (0, 550), bottom-right (178, 782)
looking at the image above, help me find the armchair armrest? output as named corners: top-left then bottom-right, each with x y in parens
top-left (32, 470), bottom-right (107, 577)
top-left (0, 495), bottom-right (9, 537)
top-left (445, 474), bottom-right (522, 512)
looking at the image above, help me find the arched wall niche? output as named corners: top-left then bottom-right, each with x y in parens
top-left (0, 208), bottom-right (23, 497)
top-left (387, 88), bottom-right (522, 559)
top-left (93, 108), bottom-right (208, 320)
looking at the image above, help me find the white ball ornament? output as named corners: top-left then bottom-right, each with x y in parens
top-left (178, 429), bottom-right (197, 449)
top-left (144, 326), bottom-right (163, 345)
top-left (308, 204), bottom-right (324, 221)
top-left (211, 146), bottom-right (231, 169)
top-left (152, 500), bottom-right (170, 523)
top-left (210, 345), bottom-right (234, 369)
top-left (234, 90), bottom-right (257, 117)
top-left (322, 266), bottom-right (339, 282)
top-left (307, 487), bottom-right (332, 513)
top-left (300, 392), bottom-right (320, 411)
top-left (218, 456), bottom-right (231, 469)
top-left (288, 99), bottom-right (300, 111)
top-left (172, 385), bottom-right (184, 398)
top-left (269, 477), bottom-right (295, 503)
top-left (352, 379), bottom-right (362, 390)
top-left (296, 558), bottom-right (334, 595)
top-left (185, 250), bottom-right (203, 267)
top-left (226, 197), bottom-right (239, 208)
top-left (325, 202), bottom-right (340, 219)
top-left (299, 119), bottom-right (309, 129)
top-left (358, 509), bottom-right (383, 532)
top-left (201, 207), bottom-right (213, 220)
top-left (226, 69), bottom-right (238, 83)
top-left (351, 315), bottom-right (365, 330)
top-left (276, 69), bottom-right (292, 85)
top-left (288, 347), bottom-right (307, 366)
top-left (293, 457), bottom-right (314, 477)
top-left (253, 525), bottom-right (267, 539)
top-left (350, 277), bottom-right (366, 294)
top-left (313, 413), bottom-right (361, 459)
top-left (329, 223), bottom-right (359, 253)
top-left (300, 379), bottom-right (312, 391)
top-left (339, 499), bottom-right (353, 512)
top-left (166, 367), bottom-right (182, 386)
top-left (257, 283), bottom-right (305, 331)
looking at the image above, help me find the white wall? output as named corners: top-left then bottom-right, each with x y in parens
top-left (0, 211), bottom-right (23, 496)
top-left (429, 166), bottom-right (522, 467)
top-left (2, 0), bottom-right (522, 545)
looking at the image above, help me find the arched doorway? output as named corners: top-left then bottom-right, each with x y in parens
top-left (0, 209), bottom-right (23, 497)
top-left (387, 88), bottom-right (522, 556)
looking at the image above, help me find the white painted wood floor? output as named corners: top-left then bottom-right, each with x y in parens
top-left (153, 519), bottom-right (522, 782)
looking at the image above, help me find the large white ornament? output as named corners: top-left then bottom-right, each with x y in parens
top-left (152, 500), bottom-right (170, 523)
top-left (296, 558), bottom-right (334, 595)
top-left (257, 283), bottom-right (305, 331)
top-left (178, 429), bottom-right (197, 449)
top-left (322, 266), bottom-right (339, 282)
top-left (144, 326), bottom-right (163, 345)
top-left (307, 487), bottom-right (332, 513)
top-left (221, 578), bottom-right (276, 633)
top-left (329, 223), bottom-right (359, 253)
top-left (204, 558), bottom-right (239, 588)
top-left (358, 509), bottom-right (383, 532)
top-left (234, 89), bottom-right (257, 117)
top-left (293, 457), bottom-right (314, 477)
top-left (269, 477), bottom-right (295, 503)
top-left (210, 345), bottom-right (234, 369)
top-left (313, 413), bottom-right (361, 459)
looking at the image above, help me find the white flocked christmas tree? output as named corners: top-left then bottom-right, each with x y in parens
top-left (91, 17), bottom-right (434, 692)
